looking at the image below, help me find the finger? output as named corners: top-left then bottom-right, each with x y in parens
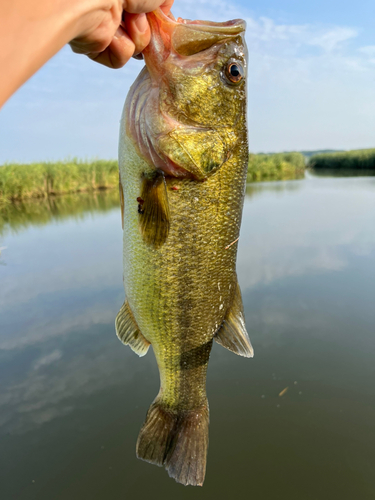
top-left (123, 0), bottom-right (173, 14)
top-left (87, 26), bottom-right (135, 69)
top-left (70, 36), bottom-right (111, 55)
top-left (123, 13), bottom-right (151, 56)
top-left (159, 0), bottom-right (174, 15)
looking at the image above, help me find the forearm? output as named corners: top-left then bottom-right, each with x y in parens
top-left (0, 0), bottom-right (103, 107)
top-left (0, 0), bottom-right (173, 107)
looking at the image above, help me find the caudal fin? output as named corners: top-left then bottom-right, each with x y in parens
top-left (136, 398), bottom-right (209, 486)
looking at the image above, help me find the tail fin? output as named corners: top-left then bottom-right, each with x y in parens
top-left (136, 398), bottom-right (209, 486)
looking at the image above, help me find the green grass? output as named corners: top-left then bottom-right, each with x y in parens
top-left (308, 148), bottom-right (375, 170)
top-left (0, 159), bottom-right (119, 204)
top-left (247, 152), bottom-right (305, 182)
top-left (0, 153), bottom-right (306, 207)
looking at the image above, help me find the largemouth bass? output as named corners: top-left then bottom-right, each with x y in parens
top-left (117, 8), bottom-right (253, 486)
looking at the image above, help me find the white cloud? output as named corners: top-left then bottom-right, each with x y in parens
top-left (247, 16), bottom-right (306, 43)
top-left (359, 45), bottom-right (375, 56)
top-left (358, 45), bottom-right (375, 64)
top-left (308, 27), bottom-right (358, 52)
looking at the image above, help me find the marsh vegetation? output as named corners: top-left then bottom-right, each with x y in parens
top-left (1, 154), bottom-right (308, 205)
top-left (0, 159), bottom-right (119, 204)
top-left (247, 152), bottom-right (305, 182)
top-left (308, 148), bottom-right (375, 170)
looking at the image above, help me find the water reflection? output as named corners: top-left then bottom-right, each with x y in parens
top-left (308, 168), bottom-right (375, 178)
top-left (0, 189), bottom-right (119, 236)
top-left (239, 176), bottom-right (375, 290)
top-left (0, 176), bottom-right (375, 499)
top-left (0, 323), bottom-right (149, 435)
top-left (245, 178), bottom-right (303, 198)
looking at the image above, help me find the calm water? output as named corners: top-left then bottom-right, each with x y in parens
top-left (1, 175), bottom-right (375, 499)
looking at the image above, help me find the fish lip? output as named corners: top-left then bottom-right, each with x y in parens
top-left (151, 8), bottom-right (246, 35)
top-left (176, 17), bottom-right (246, 34)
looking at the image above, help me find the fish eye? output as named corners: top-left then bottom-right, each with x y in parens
top-left (225, 61), bottom-right (244, 84)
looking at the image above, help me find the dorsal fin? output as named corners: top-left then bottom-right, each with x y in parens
top-left (138, 174), bottom-right (170, 249)
top-left (115, 300), bottom-right (150, 357)
top-left (214, 281), bottom-right (254, 358)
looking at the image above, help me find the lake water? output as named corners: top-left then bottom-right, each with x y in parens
top-left (1, 174), bottom-right (375, 499)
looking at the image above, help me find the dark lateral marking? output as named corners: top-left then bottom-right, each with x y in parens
top-left (119, 181), bottom-right (125, 229)
top-left (138, 173), bottom-right (170, 248)
top-left (179, 340), bottom-right (213, 370)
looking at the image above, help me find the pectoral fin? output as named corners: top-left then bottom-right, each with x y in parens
top-left (138, 174), bottom-right (170, 248)
top-left (115, 300), bottom-right (150, 357)
top-left (214, 281), bottom-right (254, 358)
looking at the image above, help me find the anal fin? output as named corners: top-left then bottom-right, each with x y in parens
top-left (214, 281), bottom-right (254, 358)
top-left (115, 300), bottom-right (150, 357)
top-left (139, 173), bottom-right (170, 249)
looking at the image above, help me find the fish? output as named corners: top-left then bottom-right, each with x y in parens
top-left (117, 8), bottom-right (253, 486)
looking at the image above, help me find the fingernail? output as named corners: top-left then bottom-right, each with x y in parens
top-left (113, 26), bottom-right (124, 40)
top-left (134, 13), bottom-right (148, 34)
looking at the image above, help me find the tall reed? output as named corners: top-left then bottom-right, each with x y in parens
top-left (309, 149), bottom-right (375, 170)
top-left (0, 153), bottom-right (307, 205)
top-left (0, 159), bottom-right (119, 203)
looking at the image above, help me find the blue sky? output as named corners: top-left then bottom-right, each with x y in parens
top-left (1, 0), bottom-right (374, 163)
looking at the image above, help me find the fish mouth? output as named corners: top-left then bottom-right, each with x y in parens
top-left (144, 9), bottom-right (246, 65)
top-left (174, 15), bottom-right (246, 34)
top-left (150, 8), bottom-right (246, 33)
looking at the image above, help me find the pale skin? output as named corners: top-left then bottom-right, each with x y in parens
top-left (0, 0), bottom-right (174, 108)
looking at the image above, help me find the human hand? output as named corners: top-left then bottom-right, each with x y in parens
top-left (69, 0), bottom-right (174, 69)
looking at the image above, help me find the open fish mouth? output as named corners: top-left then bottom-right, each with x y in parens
top-left (145, 9), bottom-right (246, 62)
